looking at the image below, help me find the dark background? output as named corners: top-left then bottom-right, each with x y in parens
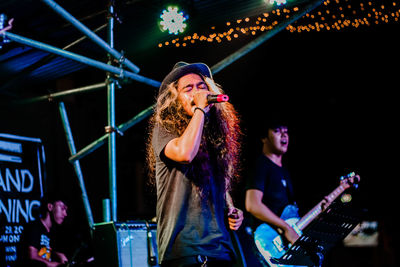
top-left (0, 0), bottom-right (398, 266)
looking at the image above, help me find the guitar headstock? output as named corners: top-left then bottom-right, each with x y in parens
top-left (339, 172), bottom-right (360, 189)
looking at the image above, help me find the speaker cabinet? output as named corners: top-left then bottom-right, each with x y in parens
top-left (93, 221), bottom-right (159, 267)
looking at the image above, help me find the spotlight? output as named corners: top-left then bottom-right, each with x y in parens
top-left (159, 6), bottom-right (188, 35)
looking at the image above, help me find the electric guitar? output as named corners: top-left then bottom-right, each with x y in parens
top-left (254, 172), bottom-right (359, 267)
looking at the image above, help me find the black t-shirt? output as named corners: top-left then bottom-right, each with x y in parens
top-left (246, 154), bottom-right (295, 228)
top-left (152, 124), bottom-right (235, 263)
top-left (18, 219), bottom-right (57, 264)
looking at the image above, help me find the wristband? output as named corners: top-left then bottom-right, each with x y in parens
top-left (194, 107), bottom-right (206, 115)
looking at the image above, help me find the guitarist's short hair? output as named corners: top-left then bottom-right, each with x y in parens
top-left (260, 116), bottom-right (289, 138)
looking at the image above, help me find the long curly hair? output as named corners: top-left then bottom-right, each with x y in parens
top-left (145, 76), bottom-right (242, 197)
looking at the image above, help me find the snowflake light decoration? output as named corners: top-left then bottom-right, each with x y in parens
top-left (159, 7), bottom-right (187, 35)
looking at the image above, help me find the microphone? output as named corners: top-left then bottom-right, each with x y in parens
top-left (207, 94), bottom-right (229, 103)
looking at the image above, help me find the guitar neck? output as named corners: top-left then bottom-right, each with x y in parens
top-left (296, 183), bottom-right (348, 230)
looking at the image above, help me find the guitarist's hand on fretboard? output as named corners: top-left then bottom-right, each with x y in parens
top-left (321, 196), bottom-right (332, 211)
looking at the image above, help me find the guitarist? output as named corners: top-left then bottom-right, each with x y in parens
top-left (245, 119), bottom-right (300, 261)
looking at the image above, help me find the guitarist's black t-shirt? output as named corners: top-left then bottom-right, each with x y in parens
top-left (152, 124), bottom-right (235, 264)
top-left (246, 154), bottom-right (295, 228)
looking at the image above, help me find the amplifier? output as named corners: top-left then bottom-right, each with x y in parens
top-left (93, 221), bottom-right (159, 267)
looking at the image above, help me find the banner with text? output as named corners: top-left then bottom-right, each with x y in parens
top-left (0, 133), bottom-right (46, 266)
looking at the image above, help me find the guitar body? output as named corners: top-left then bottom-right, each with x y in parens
top-left (253, 172), bottom-right (358, 267)
top-left (254, 205), bottom-right (302, 267)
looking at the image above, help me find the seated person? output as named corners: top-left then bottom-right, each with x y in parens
top-left (18, 194), bottom-right (68, 267)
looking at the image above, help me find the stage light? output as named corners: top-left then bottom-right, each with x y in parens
top-left (159, 6), bottom-right (187, 35)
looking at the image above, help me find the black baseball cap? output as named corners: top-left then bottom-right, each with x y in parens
top-left (159, 61), bottom-right (212, 93)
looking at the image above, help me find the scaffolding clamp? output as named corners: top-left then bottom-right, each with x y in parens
top-left (105, 126), bottom-right (123, 136)
top-left (117, 50), bottom-right (126, 80)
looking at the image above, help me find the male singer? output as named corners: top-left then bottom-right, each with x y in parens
top-left (146, 62), bottom-right (244, 266)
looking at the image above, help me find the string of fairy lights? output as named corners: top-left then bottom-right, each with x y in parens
top-left (158, 0), bottom-right (400, 48)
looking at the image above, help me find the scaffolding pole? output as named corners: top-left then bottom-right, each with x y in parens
top-left (40, 0), bottom-right (140, 73)
top-left (107, 3), bottom-right (117, 222)
top-left (0, 24), bottom-right (106, 96)
top-left (69, 105), bottom-right (154, 163)
top-left (58, 102), bottom-right (94, 230)
top-left (3, 32), bottom-right (160, 88)
top-left (20, 82), bottom-right (107, 104)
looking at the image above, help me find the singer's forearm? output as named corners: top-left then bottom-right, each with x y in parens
top-left (164, 110), bottom-right (205, 163)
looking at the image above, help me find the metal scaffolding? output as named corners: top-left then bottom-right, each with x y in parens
top-left (1, 0), bottom-right (324, 233)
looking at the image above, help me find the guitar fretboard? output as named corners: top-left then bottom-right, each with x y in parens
top-left (296, 183), bottom-right (348, 230)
